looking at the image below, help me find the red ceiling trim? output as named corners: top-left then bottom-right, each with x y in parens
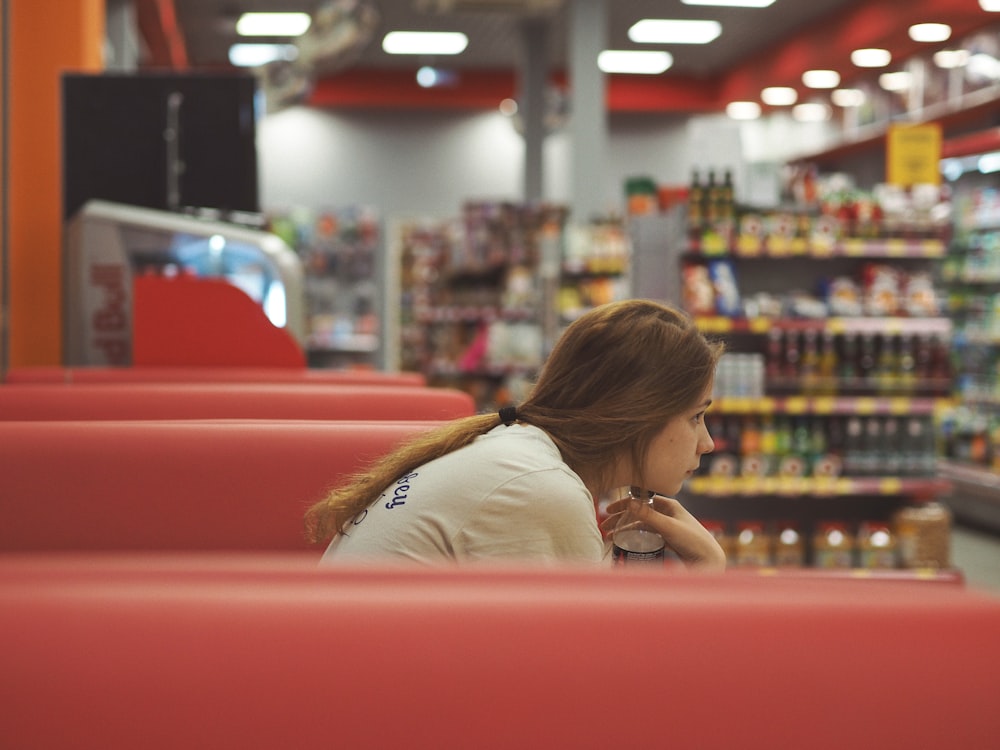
top-left (308, 68), bottom-right (517, 110)
top-left (719, 0), bottom-right (997, 107)
top-left (135, 0), bottom-right (188, 69)
top-left (942, 127), bottom-right (1000, 159)
top-left (308, 67), bottom-right (719, 113)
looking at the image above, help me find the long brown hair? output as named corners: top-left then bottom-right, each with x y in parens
top-left (304, 299), bottom-right (723, 543)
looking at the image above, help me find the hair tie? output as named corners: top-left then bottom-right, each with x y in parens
top-left (498, 405), bottom-right (518, 425)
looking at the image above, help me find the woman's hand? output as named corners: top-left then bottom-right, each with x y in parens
top-left (601, 494), bottom-right (727, 573)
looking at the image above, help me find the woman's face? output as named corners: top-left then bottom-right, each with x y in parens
top-left (639, 383), bottom-right (715, 496)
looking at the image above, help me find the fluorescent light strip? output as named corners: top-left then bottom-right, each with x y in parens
top-left (236, 12), bottom-right (311, 37)
top-left (879, 71), bottom-right (913, 92)
top-left (597, 50), bottom-right (673, 74)
top-left (726, 101), bottom-right (761, 120)
top-left (831, 88), bottom-right (865, 107)
top-left (852, 48), bottom-right (892, 68)
top-left (628, 19), bottom-right (722, 45)
top-left (802, 69), bottom-right (840, 89)
top-left (383, 31), bottom-right (468, 55)
top-left (229, 44), bottom-right (298, 67)
top-left (792, 102), bottom-right (830, 122)
top-left (681, 0), bottom-right (775, 6)
top-left (909, 23), bottom-right (951, 43)
top-left (761, 86), bottom-right (797, 106)
top-left (934, 49), bottom-right (970, 68)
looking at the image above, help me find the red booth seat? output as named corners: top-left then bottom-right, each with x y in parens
top-left (0, 419), bottom-right (438, 553)
top-left (0, 382), bottom-right (474, 421)
top-left (2, 365), bottom-right (426, 386)
top-left (1, 557), bottom-right (999, 750)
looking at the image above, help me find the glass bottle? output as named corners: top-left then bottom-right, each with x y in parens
top-left (611, 487), bottom-right (666, 566)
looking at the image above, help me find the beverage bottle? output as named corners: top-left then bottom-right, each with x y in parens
top-left (784, 330), bottom-right (801, 380)
top-left (687, 170), bottom-right (704, 238)
top-left (818, 330), bottom-right (838, 394)
top-left (705, 169), bottom-right (719, 226)
top-left (611, 487), bottom-right (666, 566)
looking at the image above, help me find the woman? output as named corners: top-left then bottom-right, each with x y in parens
top-left (306, 298), bottom-right (726, 571)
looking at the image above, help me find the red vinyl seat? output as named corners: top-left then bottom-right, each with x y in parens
top-left (2, 365), bottom-right (426, 386)
top-left (1, 556), bottom-right (998, 750)
top-left (0, 419), bottom-right (439, 553)
top-left (0, 382), bottom-right (474, 421)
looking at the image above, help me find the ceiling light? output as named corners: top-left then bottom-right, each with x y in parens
top-left (628, 19), bottom-right (722, 45)
top-left (761, 86), bottom-right (797, 106)
top-left (228, 43), bottom-right (298, 67)
top-left (909, 23), bottom-right (951, 43)
top-left (934, 49), bottom-right (970, 68)
top-left (979, 151), bottom-right (1000, 173)
top-left (851, 48), bottom-right (892, 68)
top-left (879, 71), bottom-right (913, 92)
top-left (802, 69), bottom-right (840, 89)
top-left (236, 12), bottom-right (311, 37)
top-left (726, 101), bottom-right (761, 119)
top-left (681, 0), bottom-right (774, 6)
top-left (382, 31), bottom-right (468, 55)
top-left (968, 52), bottom-right (1000, 80)
top-left (597, 50), bottom-right (673, 74)
top-left (416, 67), bottom-right (458, 88)
top-left (979, 0), bottom-right (1000, 10)
top-left (792, 102), bottom-right (830, 122)
top-left (831, 88), bottom-right (865, 107)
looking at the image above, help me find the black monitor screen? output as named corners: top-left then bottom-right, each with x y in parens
top-left (62, 72), bottom-right (260, 220)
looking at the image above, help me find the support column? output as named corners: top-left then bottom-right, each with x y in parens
top-left (519, 18), bottom-right (548, 204)
top-left (569, 0), bottom-right (608, 222)
top-left (8, 0), bottom-right (104, 366)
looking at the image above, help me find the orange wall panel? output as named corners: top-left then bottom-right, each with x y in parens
top-left (9, 0), bottom-right (104, 366)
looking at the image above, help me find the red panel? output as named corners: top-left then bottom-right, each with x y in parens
top-left (132, 274), bottom-right (306, 368)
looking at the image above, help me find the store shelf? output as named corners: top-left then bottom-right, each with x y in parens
top-left (413, 305), bottom-right (536, 324)
top-left (731, 566), bottom-right (965, 586)
top-left (689, 236), bottom-right (947, 259)
top-left (712, 395), bottom-right (948, 416)
top-left (694, 315), bottom-right (953, 336)
top-left (688, 475), bottom-right (951, 498)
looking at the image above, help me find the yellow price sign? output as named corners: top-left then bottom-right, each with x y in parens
top-left (887, 123), bottom-right (942, 187)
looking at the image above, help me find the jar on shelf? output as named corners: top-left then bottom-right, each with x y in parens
top-left (856, 521), bottom-right (898, 569)
top-left (892, 502), bottom-right (952, 569)
top-left (732, 521), bottom-right (772, 568)
top-left (812, 521), bottom-right (854, 569)
top-left (773, 520), bottom-right (806, 567)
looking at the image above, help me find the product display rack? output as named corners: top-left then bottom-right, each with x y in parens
top-left (677, 198), bottom-right (957, 576)
top-left (268, 206), bottom-right (383, 369)
top-left (937, 181), bottom-right (1000, 532)
top-left (394, 203), bottom-right (566, 410)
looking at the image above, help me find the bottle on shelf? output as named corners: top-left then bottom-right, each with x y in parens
top-left (687, 170), bottom-right (704, 239)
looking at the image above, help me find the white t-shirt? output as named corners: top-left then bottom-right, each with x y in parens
top-left (320, 423), bottom-right (606, 566)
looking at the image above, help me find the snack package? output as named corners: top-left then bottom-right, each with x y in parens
top-left (682, 263), bottom-right (716, 315)
top-left (862, 263), bottom-right (902, 316)
top-left (825, 276), bottom-right (864, 316)
top-left (903, 271), bottom-right (940, 317)
top-left (709, 259), bottom-right (742, 316)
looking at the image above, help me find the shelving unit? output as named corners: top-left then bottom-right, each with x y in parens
top-left (675, 200), bottom-right (957, 573)
top-left (938, 182), bottom-right (1000, 532)
top-left (394, 203), bottom-right (566, 410)
top-left (268, 206), bottom-right (383, 369)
